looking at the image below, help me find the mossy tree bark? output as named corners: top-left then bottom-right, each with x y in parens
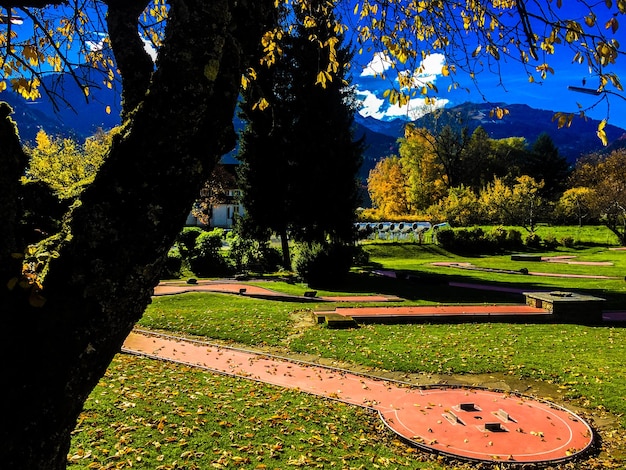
top-left (0, 1), bottom-right (273, 468)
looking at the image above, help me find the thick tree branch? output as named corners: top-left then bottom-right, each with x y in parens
top-left (0, 0), bottom-right (65, 7)
top-left (104, 0), bottom-right (153, 119)
top-left (0, 103), bottom-right (28, 283)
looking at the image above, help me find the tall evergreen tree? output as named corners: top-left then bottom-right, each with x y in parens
top-left (525, 133), bottom-right (571, 199)
top-left (236, 5), bottom-right (293, 267)
top-left (237, 0), bottom-right (363, 267)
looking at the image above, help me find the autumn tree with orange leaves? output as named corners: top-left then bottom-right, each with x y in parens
top-left (569, 149), bottom-right (626, 243)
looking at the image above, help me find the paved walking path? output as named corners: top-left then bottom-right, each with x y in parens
top-left (122, 329), bottom-right (594, 466)
top-left (155, 280), bottom-right (398, 303)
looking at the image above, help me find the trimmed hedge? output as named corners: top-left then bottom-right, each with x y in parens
top-left (436, 226), bottom-right (535, 254)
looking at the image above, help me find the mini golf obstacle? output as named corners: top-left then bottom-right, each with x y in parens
top-left (122, 330), bottom-right (594, 466)
top-left (524, 291), bottom-right (606, 324)
top-left (314, 304), bottom-right (550, 327)
top-left (314, 292), bottom-right (610, 327)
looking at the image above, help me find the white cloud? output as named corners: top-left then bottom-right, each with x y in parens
top-left (360, 52), bottom-right (393, 77)
top-left (400, 53), bottom-right (446, 88)
top-left (357, 89), bottom-right (385, 117)
top-left (355, 51), bottom-right (450, 121)
top-left (86, 34), bottom-right (157, 63)
top-left (357, 88), bottom-right (448, 121)
top-left (86, 39), bottom-right (105, 52)
top-left (420, 53), bottom-right (447, 77)
top-left (142, 39), bottom-right (158, 63)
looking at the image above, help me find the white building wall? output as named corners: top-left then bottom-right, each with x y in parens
top-left (210, 203), bottom-right (245, 229)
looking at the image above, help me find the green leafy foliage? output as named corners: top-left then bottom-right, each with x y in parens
top-left (161, 247), bottom-right (183, 280)
top-left (237, 0), bottom-right (362, 264)
top-left (24, 129), bottom-right (113, 199)
top-left (188, 229), bottom-right (230, 277)
top-left (292, 241), bottom-right (355, 286)
top-left (176, 227), bottom-right (204, 258)
top-left (570, 149), bottom-right (626, 244)
top-left (524, 232), bottom-right (542, 248)
top-left (227, 234), bottom-right (282, 274)
top-left (435, 226), bottom-right (527, 254)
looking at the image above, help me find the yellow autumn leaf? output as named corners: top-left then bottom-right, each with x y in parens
top-left (597, 120), bottom-right (608, 145)
top-left (252, 97), bottom-right (269, 111)
top-left (605, 17), bottom-right (619, 33)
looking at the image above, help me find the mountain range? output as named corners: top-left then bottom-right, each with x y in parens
top-left (354, 102), bottom-right (626, 179)
top-left (2, 71), bottom-right (624, 182)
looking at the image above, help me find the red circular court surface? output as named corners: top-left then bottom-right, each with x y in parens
top-left (377, 386), bottom-right (593, 464)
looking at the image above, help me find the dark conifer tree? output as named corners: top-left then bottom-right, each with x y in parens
top-left (237, 1), bottom-right (363, 267)
top-left (525, 132), bottom-right (571, 199)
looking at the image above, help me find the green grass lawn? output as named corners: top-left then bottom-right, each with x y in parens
top-left (71, 230), bottom-right (626, 469)
top-left (69, 354), bottom-right (432, 469)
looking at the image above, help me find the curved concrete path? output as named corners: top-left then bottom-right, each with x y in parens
top-left (155, 280), bottom-right (397, 303)
top-left (122, 330), bottom-right (594, 466)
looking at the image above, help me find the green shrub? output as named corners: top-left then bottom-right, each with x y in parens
top-left (161, 247), bottom-right (183, 279)
top-left (525, 232), bottom-right (542, 248)
top-left (506, 229), bottom-right (523, 250)
top-left (292, 242), bottom-right (354, 286)
top-left (560, 236), bottom-right (575, 248)
top-left (456, 227), bottom-right (484, 253)
top-left (177, 226), bottom-right (204, 255)
top-left (352, 245), bottom-right (370, 266)
top-left (434, 227), bottom-right (455, 249)
top-left (436, 227), bottom-right (494, 254)
top-left (543, 234), bottom-right (559, 250)
top-left (228, 235), bottom-right (282, 274)
top-left (189, 229), bottom-right (231, 277)
top-left (488, 226), bottom-right (508, 246)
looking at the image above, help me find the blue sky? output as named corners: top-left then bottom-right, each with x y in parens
top-left (352, 49), bottom-right (626, 129)
top-left (345, 3), bottom-right (626, 130)
top-left (3, 3), bottom-right (625, 130)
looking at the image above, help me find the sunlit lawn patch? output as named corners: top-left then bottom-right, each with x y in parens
top-left (363, 242), bottom-right (626, 308)
top-left (141, 293), bottom-right (302, 346)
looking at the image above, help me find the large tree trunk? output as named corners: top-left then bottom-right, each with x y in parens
top-left (0, 1), bottom-right (273, 468)
top-left (279, 227), bottom-right (291, 269)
